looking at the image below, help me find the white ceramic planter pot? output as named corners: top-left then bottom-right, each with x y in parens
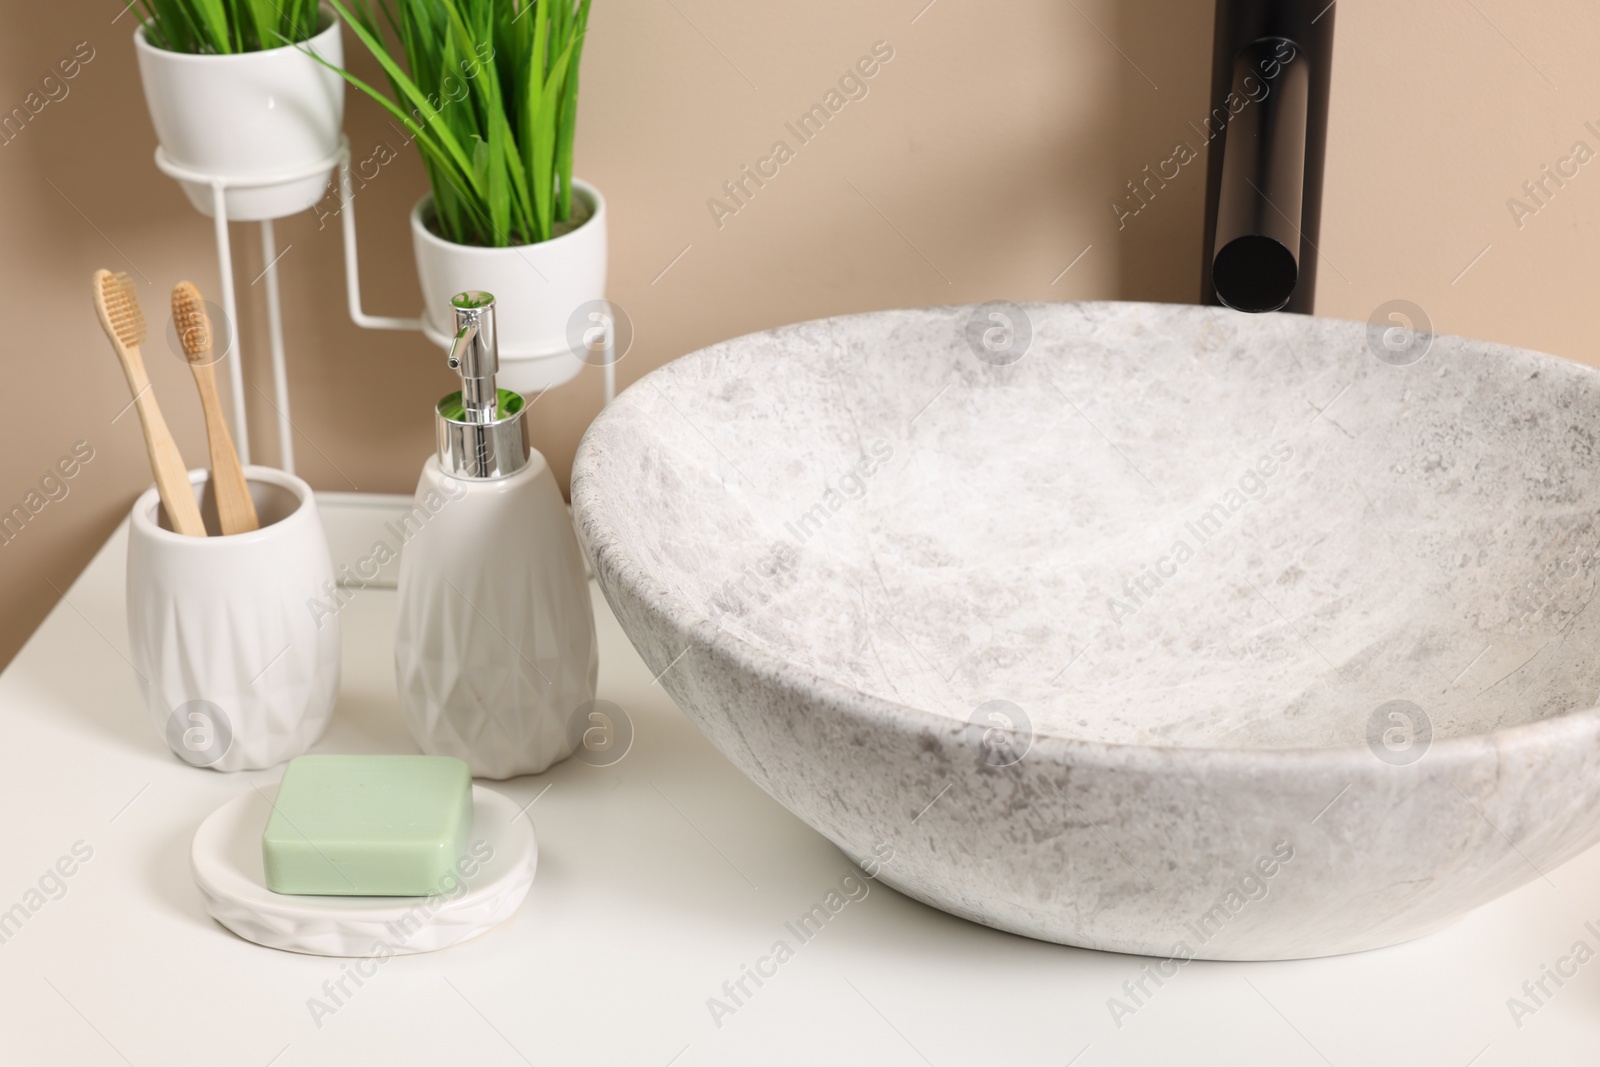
top-left (134, 9), bottom-right (344, 221)
top-left (127, 467), bottom-right (340, 772)
top-left (411, 181), bottom-right (607, 393)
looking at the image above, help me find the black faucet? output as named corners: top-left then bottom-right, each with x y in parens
top-left (1201, 0), bottom-right (1335, 313)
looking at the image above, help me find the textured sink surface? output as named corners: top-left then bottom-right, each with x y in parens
top-left (572, 301), bottom-right (1600, 959)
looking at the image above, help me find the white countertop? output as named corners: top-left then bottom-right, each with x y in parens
top-left (2, 496), bottom-right (1597, 1066)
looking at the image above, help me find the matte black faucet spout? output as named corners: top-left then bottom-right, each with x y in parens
top-left (1201, 0), bottom-right (1334, 314)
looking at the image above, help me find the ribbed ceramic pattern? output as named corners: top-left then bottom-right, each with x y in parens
top-left (395, 456), bottom-right (598, 779)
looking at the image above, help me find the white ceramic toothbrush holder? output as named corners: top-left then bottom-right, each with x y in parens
top-left (127, 466), bottom-right (340, 772)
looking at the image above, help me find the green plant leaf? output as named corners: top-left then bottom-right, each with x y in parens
top-left (321, 0), bottom-right (591, 247)
top-left (133, 0), bottom-right (317, 52)
top-left (322, 0), bottom-right (486, 200)
top-left (554, 0), bottom-right (589, 219)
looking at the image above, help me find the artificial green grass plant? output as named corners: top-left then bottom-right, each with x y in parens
top-left (129, 0), bottom-right (323, 53)
top-left (325, 0), bottom-right (592, 247)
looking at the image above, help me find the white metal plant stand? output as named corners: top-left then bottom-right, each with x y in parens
top-left (156, 134), bottom-right (615, 466)
top-left (335, 142), bottom-right (422, 336)
top-left (152, 138), bottom-right (357, 473)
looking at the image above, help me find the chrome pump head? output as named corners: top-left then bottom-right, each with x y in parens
top-left (436, 292), bottom-right (530, 479)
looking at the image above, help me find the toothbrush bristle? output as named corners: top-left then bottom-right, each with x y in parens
top-left (97, 270), bottom-right (145, 347)
top-left (171, 282), bottom-right (211, 362)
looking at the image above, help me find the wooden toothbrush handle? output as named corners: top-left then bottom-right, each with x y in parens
top-left (189, 360), bottom-right (259, 535)
top-left (122, 344), bottom-right (206, 537)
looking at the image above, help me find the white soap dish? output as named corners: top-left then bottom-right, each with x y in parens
top-left (191, 783), bottom-right (537, 957)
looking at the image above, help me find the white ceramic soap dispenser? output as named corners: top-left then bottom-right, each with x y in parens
top-left (394, 291), bottom-right (598, 779)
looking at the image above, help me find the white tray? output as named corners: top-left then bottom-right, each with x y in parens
top-left (190, 783), bottom-right (537, 956)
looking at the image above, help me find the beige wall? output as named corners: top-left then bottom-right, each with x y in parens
top-left (0, 0), bottom-right (1595, 666)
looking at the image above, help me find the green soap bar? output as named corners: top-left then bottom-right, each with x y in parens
top-left (263, 755), bottom-right (473, 897)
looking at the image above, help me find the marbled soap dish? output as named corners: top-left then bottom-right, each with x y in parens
top-left (191, 783), bottom-right (537, 957)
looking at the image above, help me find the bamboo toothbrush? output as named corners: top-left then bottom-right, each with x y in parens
top-left (172, 282), bottom-right (259, 535)
top-left (93, 270), bottom-right (206, 537)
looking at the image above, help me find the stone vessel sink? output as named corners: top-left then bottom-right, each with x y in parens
top-left (571, 301), bottom-right (1600, 960)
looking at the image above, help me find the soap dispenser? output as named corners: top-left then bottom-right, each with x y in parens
top-left (394, 291), bottom-right (598, 779)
